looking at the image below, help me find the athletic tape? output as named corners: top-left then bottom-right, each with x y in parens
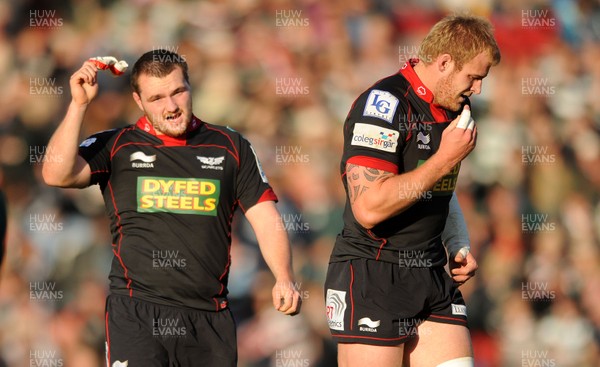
top-left (466, 117), bottom-right (475, 131)
top-left (456, 108), bottom-right (471, 129)
top-left (88, 56), bottom-right (128, 76)
top-left (458, 246), bottom-right (469, 259)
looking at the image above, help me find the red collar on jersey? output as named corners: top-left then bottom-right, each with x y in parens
top-left (399, 58), bottom-right (434, 103)
top-left (135, 114), bottom-right (203, 146)
top-left (400, 58), bottom-right (449, 123)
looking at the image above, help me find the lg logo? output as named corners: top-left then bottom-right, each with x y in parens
top-left (363, 90), bottom-right (399, 124)
top-left (370, 93), bottom-right (392, 114)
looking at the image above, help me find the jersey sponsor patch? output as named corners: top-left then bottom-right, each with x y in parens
top-left (351, 123), bottom-right (399, 153)
top-left (249, 145), bottom-right (269, 183)
top-left (362, 89), bottom-right (399, 124)
top-left (79, 137), bottom-right (97, 147)
top-left (326, 289), bottom-right (347, 331)
top-left (417, 160), bottom-right (460, 196)
top-left (451, 304), bottom-right (467, 316)
top-left (137, 176), bottom-right (220, 216)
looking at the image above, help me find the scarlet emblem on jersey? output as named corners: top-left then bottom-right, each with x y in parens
top-left (351, 123), bottom-right (399, 153)
top-left (137, 177), bottom-right (220, 216)
top-left (362, 89), bottom-right (399, 124)
top-left (197, 156), bottom-right (225, 170)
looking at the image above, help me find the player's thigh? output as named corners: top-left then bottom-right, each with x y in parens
top-left (338, 343), bottom-right (404, 367)
top-left (403, 321), bottom-right (472, 367)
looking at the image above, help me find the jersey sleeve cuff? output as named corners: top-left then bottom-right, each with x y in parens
top-left (240, 188), bottom-right (278, 213)
top-left (347, 156), bottom-right (398, 174)
top-left (257, 188), bottom-right (278, 204)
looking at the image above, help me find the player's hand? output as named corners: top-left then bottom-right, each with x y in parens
top-left (70, 61), bottom-right (99, 106)
top-left (449, 248), bottom-right (478, 285)
top-left (272, 279), bottom-right (301, 316)
top-left (436, 105), bottom-right (477, 169)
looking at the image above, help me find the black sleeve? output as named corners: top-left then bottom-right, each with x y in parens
top-left (78, 129), bottom-right (120, 187)
top-left (343, 88), bottom-right (408, 174)
top-left (236, 136), bottom-right (277, 212)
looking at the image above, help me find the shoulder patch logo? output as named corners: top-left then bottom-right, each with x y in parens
top-left (112, 361), bottom-right (128, 367)
top-left (249, 145), bottom-right (269, 183)
top-left (363, 89), bottom-right (399, 124)
top-left (351, 123), bottom-right (399, 153)
top-left (79, 137), bottom-right (97, 147)
top-left (197, 156), bottom-right (225, 170)
top-left (326, 289), bottom-right (347, 331)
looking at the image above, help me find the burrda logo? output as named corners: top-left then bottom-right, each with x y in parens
top-left (130, 151), bottom-right (156, 168)
top-left (358, 317), bottom-right (380, 333)
top-left (416, 132), bottom-right (431, 150)
top-left (326, 289), bottom-right (347, 331)
top-left (197, 156), bottom-right (225, 170)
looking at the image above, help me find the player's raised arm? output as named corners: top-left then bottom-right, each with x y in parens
top-left (348, 107), bottom-right (477, 229)
top-left (42, 61), bottom-right (100, 188)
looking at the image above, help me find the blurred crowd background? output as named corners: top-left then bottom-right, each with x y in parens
top-left (1, 0), bottom-right (600, 366)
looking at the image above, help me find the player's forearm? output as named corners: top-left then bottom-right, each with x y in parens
top-left (442, 193), bottom-right (470, 256)
top-left (257, 216), bottom-right (295, 282)
top-left (42, 101), bottom-right (88, 187)
top-left (353, 154), bottom-right (455, 228)
top-left (246, 202), bottom-right (295, 283)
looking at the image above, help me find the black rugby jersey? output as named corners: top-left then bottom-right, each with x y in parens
top-left (330, 59), bottom-right (467, 267)
top-left (79, 115), bottom-right (277, 311)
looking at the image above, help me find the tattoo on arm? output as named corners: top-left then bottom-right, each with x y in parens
top-left (346, 163), bottom-right (394, 204)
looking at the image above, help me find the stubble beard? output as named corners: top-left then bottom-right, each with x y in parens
top-left (434, 72), bottom-right (462, 112)
top-left (149, 110), bottom-right (191, 138)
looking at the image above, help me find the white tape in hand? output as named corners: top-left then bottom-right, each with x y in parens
top-left (458, 247), bottom-right (469, 259)
top-left (457, 107), bottom-right (471, 129)
top-left (466, 116), bottom-right (475, 130)
top-left (88, 56), bottom-right (128, 76)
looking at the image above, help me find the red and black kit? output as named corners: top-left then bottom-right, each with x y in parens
top-left (325, 60), bottom-right (469, 346)
top-left (79, 115), bottom-right (275, 365)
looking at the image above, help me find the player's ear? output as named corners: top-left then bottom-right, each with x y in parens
top-left (436, 54), bottom-right (454, 75)
top-left (132, 92), bottom-right (144, 111)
